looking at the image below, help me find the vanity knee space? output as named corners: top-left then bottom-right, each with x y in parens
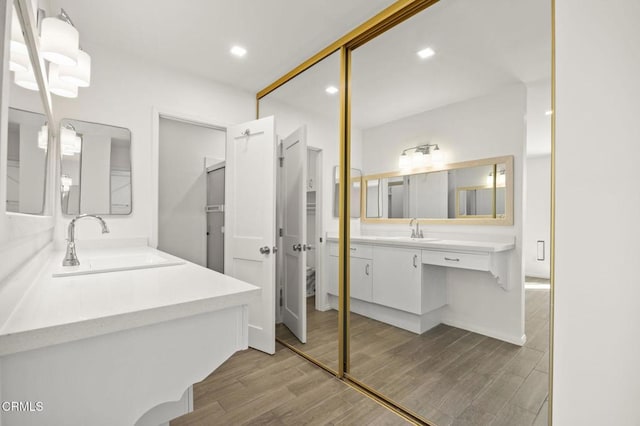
top-left (326, 237), bottom-right (514, 334)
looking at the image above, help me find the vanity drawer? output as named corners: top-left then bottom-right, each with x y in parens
top-left (421, 250), bottom-right (490, 271)
top-left (328, 243), bottom-right (373, 259)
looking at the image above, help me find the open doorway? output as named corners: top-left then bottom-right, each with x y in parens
top-left (157, 116), bottom-right (226, 268)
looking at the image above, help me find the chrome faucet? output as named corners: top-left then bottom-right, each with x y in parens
top-left (409, 218), bottom-right (423, 239)
top-left (62, 214), bottom-right (110, 266)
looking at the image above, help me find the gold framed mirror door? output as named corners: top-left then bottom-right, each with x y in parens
top-left (256, 0), bottom-right (553, 425)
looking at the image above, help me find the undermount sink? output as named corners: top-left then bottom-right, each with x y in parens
top-left (52, 250), bottom-right (185, 277)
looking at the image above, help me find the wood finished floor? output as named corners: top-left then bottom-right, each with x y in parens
top-left (277, 285), bottom-right (550, 426)
top-left (170, 342), bottom-right (410, 426)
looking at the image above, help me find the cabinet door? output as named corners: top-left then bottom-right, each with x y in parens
top-left (350, 257), bottom-right (373, 302)
top-left (327, 254), bottom-right (338, 296)
top-left (372, 246), bottom-right (421, 313)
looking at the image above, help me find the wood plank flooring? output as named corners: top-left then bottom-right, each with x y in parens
top-left (170, 342), bottom-right (410, 426)
top-left (277, 284), bottom-right (550, 426)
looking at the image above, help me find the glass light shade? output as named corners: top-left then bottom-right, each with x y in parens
top-left (431, 147), bottom-right (444, 165)
top-left (14, 68), bottom-right (38, 91)
top-left (398, 153), bottom-right (410, 170)
top-left (40, 17), bottom-right (79, 66)
top-left (9, 50), bottom-right (30, 72)
top-left (38, 124), bottom-right (48, 150)
top-left (498, 171), bottom-right (506, 186)
top-left (60, 126), bottom-right (81, 156)
top-left (486, 173), bottom-right (494, 187)
top-left (61, 175), bottom-right (72, 192)
top-left (410, 151), bottom-right (424, 168)
top-left (49, 64), bottom-right (78, 98)
top-left (59, 49), bottom-right (91, 87)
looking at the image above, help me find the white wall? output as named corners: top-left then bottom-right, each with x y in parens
top-left (52, 42), bottom-right (254, 245)
top-left (361, 84), bottom-right (526, 344)
top-left (524, 155), bottom-right (550, 278)
top-left (158, 117), bottom-right (225, 266)
top-left (554, 1), bottom-right (640, 424)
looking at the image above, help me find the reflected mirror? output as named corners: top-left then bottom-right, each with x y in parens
top-left (60, 119), bottom-right (132, 215)
top-left (364, 159), bottom-right (511, 221)
top-left (6, 3), bottom-right (49, 216)
top-left (259, 51), bottom-right (341, 373)
top-left (333, 166), bottom-right (362, 219)
top-left (6, 108), bottom-right (48, 214)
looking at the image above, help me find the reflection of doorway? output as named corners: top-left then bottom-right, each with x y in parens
top-left (276, 143), bottom-right (323, 345)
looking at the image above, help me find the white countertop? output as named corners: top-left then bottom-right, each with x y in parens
top-left (0, 246), bottom-right (259, 356)
top-left (326, 235), bottom-right (514, 253)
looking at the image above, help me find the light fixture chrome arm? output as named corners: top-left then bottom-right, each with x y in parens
top-left (62, 214), bottom-right (110, 266)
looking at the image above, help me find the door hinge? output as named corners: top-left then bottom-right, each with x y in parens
top-left (279, 289), bottom-right (283, 307)
top-left (279, 228), bottom-right (283, 237)
top-left (278, 141), bottom-right (284, 167)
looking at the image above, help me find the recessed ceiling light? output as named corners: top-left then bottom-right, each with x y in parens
top-left (230, 45), bottom-right (247, 57)
top-left (545, 110), bottom-right (553, 116)
top-left (325, 86), bottom-right (338, 95)
top-left (417, 47), bottom-right (435, 59)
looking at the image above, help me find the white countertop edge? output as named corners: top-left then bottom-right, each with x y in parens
top-left (0, 287), bottom-right (259, 357)
top-left (325, 235), bottom-right (515, 253)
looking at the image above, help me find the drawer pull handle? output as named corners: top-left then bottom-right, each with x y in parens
top-left (350, 247), bottom-right (356, 251)
top-left (365, 264), bottom-right (370, 275)
top-left (413, 254), bottom-right (418, 268)
top-left (444, 257), bottom-right (460, 262)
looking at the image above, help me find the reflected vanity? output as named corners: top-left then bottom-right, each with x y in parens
top-left (59, 118), bottom-right (132, 215)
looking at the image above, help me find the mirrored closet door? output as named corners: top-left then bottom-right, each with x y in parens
top-left (258, 51), bottom-right (342, 374)
top-left (346, 0), bottom-right (552, 424)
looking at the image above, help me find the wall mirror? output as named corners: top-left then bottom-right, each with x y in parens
top-left (60, 119), bottom-right (132, 215)
top-left (363, 157), bottom-right (512, 223)
top-left (5, 2), bottom-right (51, 216)
top-left (333, 166), bottom-right (362, 219)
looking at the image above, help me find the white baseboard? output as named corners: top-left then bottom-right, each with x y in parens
top-left (442, 318), bottom-right (526, 346)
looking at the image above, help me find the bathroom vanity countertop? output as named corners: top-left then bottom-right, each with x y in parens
top-left (0, 246), bottom-right (259, 356)
top-left (326, 235), bottom-right (515, 253)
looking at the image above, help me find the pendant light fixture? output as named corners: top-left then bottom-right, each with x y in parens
top-left (10, 5), bottom-right (30, 72)
top-left (60, 124), bottom-right (81, 156)
top-left (40, 11), bottom-right (79, 66)
top-left (58, 49), bottom-right (91, 87)
top-left (48, 64), bottom-right (78, 98)
top-left (14, 67), bottom-right (39, 91)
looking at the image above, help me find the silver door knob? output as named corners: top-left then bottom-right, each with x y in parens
top-left (293, 243), bottom-right (302, 252)
top-left (259, 246), bottom-right (271, 254)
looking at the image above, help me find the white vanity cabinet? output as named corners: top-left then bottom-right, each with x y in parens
top-left (325, 236), bottom-right (514, 335)
top-left (372, 246), bottom-right (422, 313)
top-left (327, 243), bottom-right (373, 302)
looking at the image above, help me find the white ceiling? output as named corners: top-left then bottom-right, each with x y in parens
top-left (45, 0), bottom-right (551, 154)
top-left (46, 0), bottom-right (397, 92)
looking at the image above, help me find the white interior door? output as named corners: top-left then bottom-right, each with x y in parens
top-left (225, 117), bottom-right (276, 354)
top-left (282, 126), bottom-right (307, 343)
